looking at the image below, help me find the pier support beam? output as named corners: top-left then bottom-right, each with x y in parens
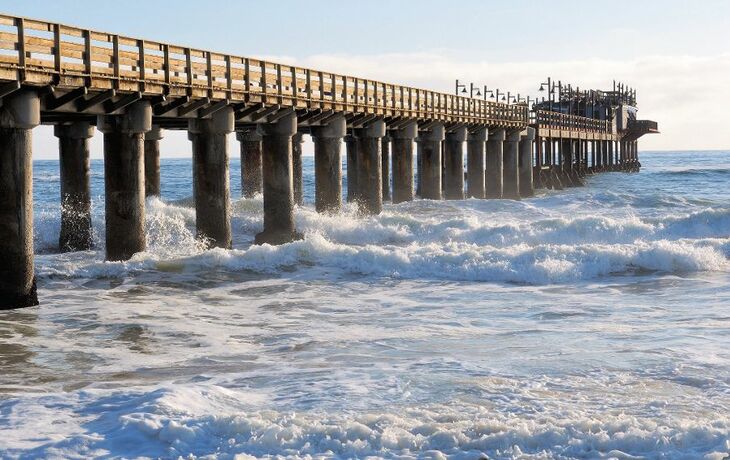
top-left (55, 121), bottom-right (94, 252)
top-left (466, 127), bottom-right (487, 198)
top-left (99, 100), bottom-right (151, 261)
top-left (417, 123), bottom-right (445, 200)
top-left (189, 106), bottom-right (234, 249)
top-left (237, 129), bottom-right (263, 198)
top-left (256, 111), bottom-right (300, 245)
top-left (502, 129), bottom-right (522, 199)
top-left (292, 133), bottom-right (304, 206)
top-left (391, 121), bottom-right (417, 204)
top-left (381, 135), bottom-right (391, 202)
top-left (0, 90), bottom-right (40, 309)
top-left (485, 128), bottom-right (506, 199)
top-left (519, 127), bottom-right (536, 198)
top-left (346, 134), bottom-right (358, 202)
top-left (443, 126), bottom-right (466, 200)
top-left (311, 114), bottom-right (346, 213)
top-left (144, 125), bottom-right (162, 197)
top-left (354, 119), bottom-right (386, 215)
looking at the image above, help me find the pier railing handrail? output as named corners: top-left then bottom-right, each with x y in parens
top-left (0, 14), bottom-right (528, 127)
top-left (531, 110), bottom-right (612, 134)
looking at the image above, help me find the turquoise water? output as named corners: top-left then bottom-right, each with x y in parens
top-left (0, 151), bottom-right (728, 459)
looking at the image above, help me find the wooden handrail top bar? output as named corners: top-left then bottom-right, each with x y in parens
top-left (0, 13), bottom-right (528, 127)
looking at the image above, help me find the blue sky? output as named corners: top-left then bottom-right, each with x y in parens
top-left (1, 0), bottom-right (728, 156)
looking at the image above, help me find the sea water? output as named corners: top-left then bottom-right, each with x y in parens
top-left (0, 151), bottom-right (728, 459)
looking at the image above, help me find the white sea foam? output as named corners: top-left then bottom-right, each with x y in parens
top-left (1, 375), bottom-right (728, 459)
top-left (34, 196), bottom-right (730, 284)
top-left (8, 152), bottom-right (730, 459)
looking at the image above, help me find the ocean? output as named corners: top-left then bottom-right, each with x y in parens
top-left (0, 150), bottom-right (728, 459)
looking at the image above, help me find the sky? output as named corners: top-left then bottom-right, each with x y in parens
top-left (1, 0), bottom-right (728, 158)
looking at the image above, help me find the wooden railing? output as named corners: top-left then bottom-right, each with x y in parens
top-left (532, 110), bottom-right (613, 134)
top-left (0, 14), bottom-right (528, 127)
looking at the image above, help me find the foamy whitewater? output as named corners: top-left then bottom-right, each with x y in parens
top-left (1, 151), bottom-right (729, 459)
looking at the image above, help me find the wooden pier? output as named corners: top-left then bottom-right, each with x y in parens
top-left (0, 14), bottom-right (658, 309)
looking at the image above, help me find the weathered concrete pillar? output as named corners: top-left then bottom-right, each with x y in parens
top-left (189, 106), bottom-right (234, 249)
top-left (560, 139), bottom-right (572, 177)
top-left (311, 114), bottom-right (346, 213)
top-left (502, 129), bottom-right (522, 200)
top-left (416, 123), bottom-right (444, 200)
top-left (237, 129), bottom-right (263, 198)
top-left (354, 119), bottom-right (386, 215)
top-left (381, 135), bottom-right (391, 202)
top-left (98, 100), bottom-right (151, 261)
top-left (391, 121), bottom-right (417, 203)
top-left (543, 139), bottom-right (554, 189)
top-left (590, 140), bottom-right (596, 172)
top-left (144, 125), bottom-right (162, 197)
top-left (256, 111), bottom-right (300, 245)
top-left (533, 136), bottom-right (544, 190)
top-left (608, 141), bottom-right (616, 171)
top-left (485, 128), bottom-right (506, 198)
top-left (0, 90), bottom-right (40, 309)
top-left (519, 127), bottom-right (536, 198)
top-left (466, 127), bottom-right (487, 198)
top-left (443, 126), bottom-right (467, 200)
top-left (416, 146), bottom-right (422, 197)
top-left (292, 132), bottom-right (304, 206)
top-left (576, 140), bottom-right (585, 176)
top-left (345, 133), bottom-right (358, 202)
top-left (54, 121), bottom-right (94, 252)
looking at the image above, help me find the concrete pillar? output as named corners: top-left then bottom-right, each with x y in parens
top-left (502, 129), bottom-right (522, 200)
top-left (519, 127), bottom-right (536, 198)
top-left (416, 123), bottom-right (444, 200)
top-left (416, 146), bottom-right (422, 197)
top-left (576, 140), bottom-right (585, 176)
top-left (256, 111), bottom-right (300, 245)
top-left (605, 141), bottom-right (612, 170)
top-left (346, 134), bottom-right (358, 202)
top-left (466, 127), bottom-right (487, 198)
top-left (0, 90), bottom-right (40, 309)
top-left (590, 140), bottom-right (596, 172)
top-left (443, 126), bottom-right (467, 200)
top-left (311, 114), bottom-right (346, 213)
top-left (533, 137), bottom-right (544, 190)
top-left (391, 121), bottom-right (417, 204)
top-left (292, 132), bottom-right (304, 206)
top-left (189, 106), bottom-right (234, 249)
top-left (144, 125), bottom-right (162, 197)
top-left (237, 129), bottom-right (263, 198)
top-left (98, 100), bottom-right (151, 261)
top-left (485, 128), bottom-right (506, 198)
top-left (54, 121), bottom-right (94, 252)
top-left (381, 135), bottom-right (391, 202)
top-left (353, 119), bottom-right (386, 215)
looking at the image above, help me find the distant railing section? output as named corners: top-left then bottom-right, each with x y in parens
top-left (627, 119), bottom-right (658, 132)
top-left (0, 14), bottom-right (528, 126)
top-left (532, 110), bottom-right (613, 134)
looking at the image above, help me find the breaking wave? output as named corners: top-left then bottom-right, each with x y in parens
top-left (33, 195), bottom-right (730, 284)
